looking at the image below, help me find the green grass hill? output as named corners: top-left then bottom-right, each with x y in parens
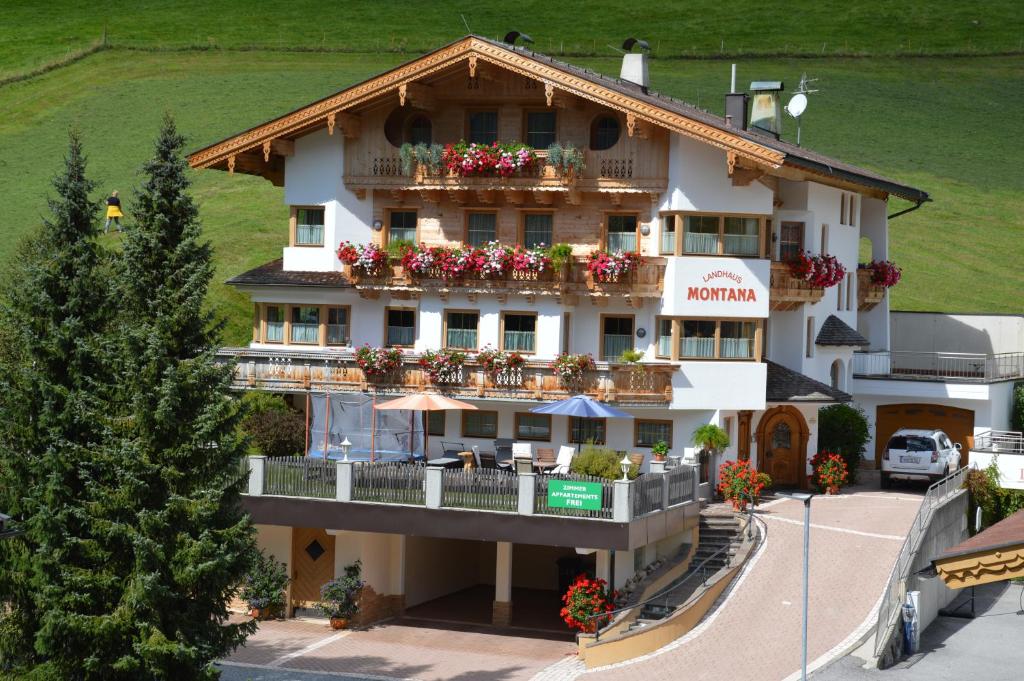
top-left (0, 3), bottom-right (1021, 344)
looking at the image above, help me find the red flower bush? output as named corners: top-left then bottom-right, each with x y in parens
top-left (810, 450), bottom-right (849, 494)
top-left (560, 574), bottom-right (617, 633)
top-left (551, 353), bottom-right (595, 389)
top-left (861, 260), bottom-right (902, 288)
top-left (442, 141), bottom-right (538, 177)
top-left (337, 241), bottom-right (388, 276)
top-left (717, 459), bottom-right (770, 511)
top-left (418, 348), bottom-right (466, 384)
top-left (787, 251), bottom-right (846, 288)
top-left (354, 345), bottom-right (403, 378)
top-left (476, 346), bottom-right (526, 379)
top-left (586, 250), bottom-right (642, 283)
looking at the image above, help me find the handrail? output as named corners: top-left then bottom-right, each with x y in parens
top-left (589, 515), bottom-right (764, 642)
top-left (873, 466), bottom-right (967, 655)
top-left (972, 429), bottom-right (1024, 454)
top-left (852, 350), bottom-right (1024, 383)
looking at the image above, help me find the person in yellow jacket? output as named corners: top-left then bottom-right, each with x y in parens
top-left (104, 190), bottom-right (123, 233)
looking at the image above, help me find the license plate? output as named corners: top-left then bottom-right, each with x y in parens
top-left (900, 456), bottom-right (920, 464)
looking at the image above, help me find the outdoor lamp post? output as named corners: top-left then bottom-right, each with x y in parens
top-left (780, 491), bottom-right (814, 681)
top-left (340, 437), bottom-right (352, 462)
top-left (619, 454), bottom-right (631, 480)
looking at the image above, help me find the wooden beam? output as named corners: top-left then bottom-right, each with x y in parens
top-left (533, 190), bottom-right (554, 205)
top-left (398, 82), bottom-right (436, 110)
top-left (327, 112), bottom-right (361, 139)
top-left (262, 138), bottom-right (295, 162)
top-left (731, 167), bottom-right (765, 187)
top-left (476, 189), bottom-right (495, 204)
top-left (447, 190), bottom-right (467, 205)
top-left (504, 190), bottom-right (525, 205)
top-left (420, 189), bottom-right (443, 204)
top-left (566, 189), bottom-right (583, 206)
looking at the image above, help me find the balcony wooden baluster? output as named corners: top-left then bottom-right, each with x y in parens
top-left (769, 261), bottom-right (825, 311)
top-left (857, 268), bottom-right (886, 310)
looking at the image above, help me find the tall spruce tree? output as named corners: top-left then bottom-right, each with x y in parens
top-left (0, 133), bottom-right (117, 675)
top-left (110, 114), bottom-right (256, 679)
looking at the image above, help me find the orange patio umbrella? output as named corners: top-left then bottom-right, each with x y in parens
top-left (374, 393), bottom-right (477, 460)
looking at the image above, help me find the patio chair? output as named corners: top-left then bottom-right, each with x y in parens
top-left (534, 447), bottom-right (557, 473)
top-left (493, 438), bottom-right (514, 463)
top-left (477, 451), bottom-right (501, 470)
top-left (441, 441), bottom-right (466, 458)
top-left (629, 452), bottom-right (645, 469)
top-left (548, 445), bottom-right (576, 475)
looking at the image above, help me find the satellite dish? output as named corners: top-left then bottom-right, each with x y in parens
top-left (786, 93), bottom-right (808, 118)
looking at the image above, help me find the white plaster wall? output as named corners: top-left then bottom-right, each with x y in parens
top-left (891, 312), bottom-right (1024, 355)
top-left (660, 256), bottom-right (769, 319)
top-left (403, 536), bottom-right (484, 607)
top-left (417, 294), bottom-right (565, 357)
top-left (857, 197), bottom-right (890, 351)
top-left (282, 128), bottom-right (372, 272)
top-left (672, 362), bottom-right (767, 411)
top-left (255, 524), bottom-right (292, 571)
top-left (660, 133), bottom-right (773, 214)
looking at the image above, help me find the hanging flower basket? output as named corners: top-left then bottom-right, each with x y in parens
top-left (860, 260), bottom-right (902, 288)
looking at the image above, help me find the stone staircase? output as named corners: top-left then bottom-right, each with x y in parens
top-left (625, 513), bottom-right (743, 632)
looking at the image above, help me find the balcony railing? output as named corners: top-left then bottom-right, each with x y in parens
top-left (769, 261), bottom-right (825, 311)
top-left (221, 347), bottom-right (676, 404)
top-left (972, 430), bottom-right (1024, 454)
top-left (852, 350), bottom-right (1024, 383)
top-left (347, 256), bottom-right (667, 301)
top-left (245, 455), bottom-right (698, 524)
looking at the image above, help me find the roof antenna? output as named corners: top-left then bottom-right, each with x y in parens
top-left (460, 14), bottom-right (472, 34)
top-left (503, 31), bottom-right (534, 48)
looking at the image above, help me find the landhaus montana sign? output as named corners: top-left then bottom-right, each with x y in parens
top-left (662, 256), bottom-right (770, 318)
top-left (548, 480), bottom-right (603, 510)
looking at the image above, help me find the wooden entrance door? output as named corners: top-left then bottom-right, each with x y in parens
top-left (763, 412), bottom-right (800, 486)
top-left (291, 527), bottom-right (336, 611)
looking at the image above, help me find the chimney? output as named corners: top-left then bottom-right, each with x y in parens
top-left (748, 80), bottom-right (785, 138)
top-left (620, 38), bottom-right (650, 91)
top-left (724, 65), bottom-right (749, 129)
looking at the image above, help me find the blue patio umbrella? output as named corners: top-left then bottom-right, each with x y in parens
top-left (528, 394), bottom-right (634, 419)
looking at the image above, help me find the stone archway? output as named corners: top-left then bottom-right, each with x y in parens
top-left (756, 406), bottom-right (810, 488)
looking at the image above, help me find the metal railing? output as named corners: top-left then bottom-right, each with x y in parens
top-left (352, 461), bottom-right (426, 505)
top-left (263, 456), bottom-right (335, 498)
top-left (666, 466), bottom-right (696, 506)
top-left (972, 429), bottom-right (1024, 454)
top-left (591, 516), bottom-right (764, 642)
top-left (632, 474), bottom-right (665, 517)
top-left (873, 466), bottom-right (968, 655)
top-left (853, 350), bottom-right (1024, 383)
top-left (534, 474), bottom-right (614, 519)
top-left (442, 468), bottom-right (518, 511)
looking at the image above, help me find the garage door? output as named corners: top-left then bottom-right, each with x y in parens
top-left (874, 404), bottom-right (975, 468)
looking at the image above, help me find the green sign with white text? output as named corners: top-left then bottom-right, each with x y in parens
top-left (548, 479), bottom-right (603, 511)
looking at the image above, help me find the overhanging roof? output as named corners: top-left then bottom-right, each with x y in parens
top-left (766, 361), bottom-right (851, 403)
top-left (816, 315), bottom-right (869, 347)
top-left (187, 35), bottom-right (927, 202)
top-left (933, 509), bottom-right (1024, 588)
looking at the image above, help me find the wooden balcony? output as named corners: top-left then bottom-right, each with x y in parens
top-left (343, 148), bottom-right (668, 197)
top-left (222, 348), bottom-right (676, 405)
top-left (857, 268), bottom-right (886, 310)
top-left (769, 262), bottom-right (825, 311)
top-left (347, 256), bottom-right (667, 306)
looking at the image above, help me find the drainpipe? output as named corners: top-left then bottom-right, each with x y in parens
top-left (887, 198), bottom-right (928, 220)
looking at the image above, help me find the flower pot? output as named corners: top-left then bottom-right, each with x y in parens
top-left (652, 454), bottom-right (667, 462)
top-left (329, 617), bottom-right (349, 630)
top-left (826, 485), bottom-right (840, 495)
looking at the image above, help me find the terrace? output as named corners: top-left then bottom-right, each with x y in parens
top-left (852, 350), bottom-right (1024, 383)
top-left (241, 455), bottom-right (699, 549)
top-left (221, 347), bottom-right (676, 405)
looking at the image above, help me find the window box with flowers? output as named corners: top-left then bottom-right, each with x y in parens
top-left (857, 260), bottom-right (900, 310)
top-left (442, 140), bottom-right (539, 178)
top-left (586, 250), bottom-right (643, 289)
top-left (509, 245), bottom-right (555, 283)
top-left (419, 348), bottom-right (467, 385)
top-left (786, 251), bottom-right (847, 289)
top-left (552, 353), bottom-right (595, 392)
top-left (477, 345), bottom-right (526, 386)
top-left (338, 241), bottom-right (389, 282)
top-left (355, 345), bottom-right (404, 382)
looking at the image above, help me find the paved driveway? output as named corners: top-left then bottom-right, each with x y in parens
top-left (811, 580), bottom-right (1024, 681)
top-left (559, 483), bottom-right (924, 681)
top-left (221, 617), bottom-right (575, 681)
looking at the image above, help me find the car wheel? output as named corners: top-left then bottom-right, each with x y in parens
top-left (880, 472), bottom-right (891, 489)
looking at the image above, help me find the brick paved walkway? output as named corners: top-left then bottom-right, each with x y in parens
top-left (224, 616), bottom-right (576, 680)
top-left (565, 483), bottom-right (924, 681)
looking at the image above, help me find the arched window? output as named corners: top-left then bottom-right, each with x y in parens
top-left (771, 422), bottom-right (792, 449)
top-left (590, 116), bottom-right (621, 150)
top-left (408, 115), bottom-right (432, 145)
top-left (830, 359), bottom-right (844, 390)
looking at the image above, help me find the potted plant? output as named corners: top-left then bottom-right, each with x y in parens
top-left (586, 250), bottom-right (642, 287)
top-left (546, 243), bottom-right (574, 281)
top-left (419, 348), bottom-right (466, 385)
top-left (551, 352), bottom-right (595, 391)
top-left (477, 346), bottom-right (526, 383)
top-left (810, 450), bottom-right (850, 495)
top-left (355, 345), bottom-right (404, 380)
top-left (240, 550), bottom-right (290, 621)
top-left (692, 423), bottom-right (730, 484)
top-left (651, 440), bottom-right (669, 462)
top-left (717, 459), bottom-right (771, 511)
top-left (316, 560), bottom-right (364, 629)
top-left (560, 574), bottom-right (618, 633)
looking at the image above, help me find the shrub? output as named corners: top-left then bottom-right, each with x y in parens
top-left (810, 450), bottom-right (850, 494)
top-left (817, 404), bottom-right (870, 484)
top-left (546, 243), bottom-right (574, 271)
top-left (560, 574), bottom-right (617, 633)
top-left (241, 550), bottom-right (290, 615)
top-left (717, 459), bottom-right (767, 510)
top-left (619, 348), bottom-right (644, 364)
top-left (1011, 382), bottom-right (1024, 432)
top-left (692, 423), bottom-right (729, 453)
top-left (968, 457), bottom-right (1024, 527)
top-left (316, 560), bottom-right (364, 620)
top-left (570, 444), bottom-right (638, 480)
top-left (241, 393), bottom-right (305, 458)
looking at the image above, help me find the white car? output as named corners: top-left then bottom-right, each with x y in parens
top-left (881, 428), bottom-right (961, 488)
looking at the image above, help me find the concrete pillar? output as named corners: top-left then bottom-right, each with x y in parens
top-left (492, 541), bottom-right (513, 626)
top-left (425, 466), bottom-right (443, 509)
top-left (247, 456), bottom-right (265, 496)
top-left (336, 460), bottom-right (353, 502)
top-left (595, 549), bottom-right (612, 585)
top-left (517, 472), bottom-right (536, 515)
top-left (613, 549), bottom-right (635, 590)
top-left (613, 479), bottom-right (634, 523)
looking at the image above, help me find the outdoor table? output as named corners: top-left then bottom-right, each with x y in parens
top-left (426, 456), bottom-right (462, 469)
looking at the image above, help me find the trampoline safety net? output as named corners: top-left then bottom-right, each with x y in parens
top-left (307, 393), bottom-right (423, 461)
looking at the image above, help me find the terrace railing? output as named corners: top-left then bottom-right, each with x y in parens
top-left (442, 468), bottom-right (518, 512)
top-left (971, 429), bottom-right (1024, 454)
top-left (632, 473), bottom-right (666, 517)
top-left (263, 456), bottom-right (335, 498)
top-left (352, 461), bottom-right (426, 505)
top-left (534, 473), bottom-right (615, 520)
top-left (666, 465), bottom-right (696, 506)
top-left (220, 347), bottom-right (675, 405)
top-left (852, 350), bottom-right (1024, 383)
